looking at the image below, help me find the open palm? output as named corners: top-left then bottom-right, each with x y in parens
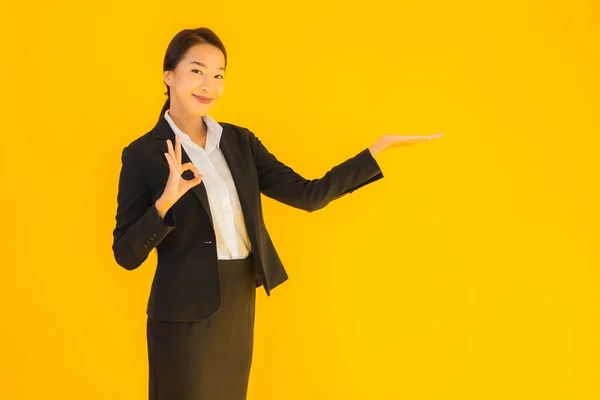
top-left (382, 133), bottom-right (444, 148)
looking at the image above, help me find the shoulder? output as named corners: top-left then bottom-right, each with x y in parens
top-left (120, 130), bottom-right (156, 161)
top-left (218, 121), bottom-right (255, 137)
top-left (217, 121), bottom-right (261, 147)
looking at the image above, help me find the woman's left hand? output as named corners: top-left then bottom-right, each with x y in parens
top-left (369, 133), bottom-right (444, 157)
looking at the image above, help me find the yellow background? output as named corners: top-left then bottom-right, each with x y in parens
top-left (1, 1), bottom-right (599, 399)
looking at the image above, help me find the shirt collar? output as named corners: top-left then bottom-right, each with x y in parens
top-left (164, 109), bottom-right (223, 153)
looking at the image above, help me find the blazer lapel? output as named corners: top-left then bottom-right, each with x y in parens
top-left (219, 124), bottom-right (257, 235)
top-left (151, 115), bottom-right (214, 227)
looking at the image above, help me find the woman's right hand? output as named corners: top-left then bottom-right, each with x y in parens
top-left (155, 135), bottom-right (203, 218)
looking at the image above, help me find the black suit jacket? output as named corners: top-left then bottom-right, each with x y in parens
top-left (112, 114), bottom-right (384, 321)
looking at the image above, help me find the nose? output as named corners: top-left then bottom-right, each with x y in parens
top-left (200, 76), bottom-right (212, 92)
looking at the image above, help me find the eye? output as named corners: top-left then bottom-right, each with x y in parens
top-left (215, 74), bottom-right (224, 79)
top-left (191, 69), bottom-right (203, 74)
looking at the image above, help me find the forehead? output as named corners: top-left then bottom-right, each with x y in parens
top-left (182, 43), bottom-right (226, 69)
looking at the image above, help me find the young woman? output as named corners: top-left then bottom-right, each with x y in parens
top-left (112, 27), bottom-right (442, 400)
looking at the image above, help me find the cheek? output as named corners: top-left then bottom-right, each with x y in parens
top-left (174, 74), bottom-right (197, 94)
top-left (185, 76), bottom-right (201, 93)
top-left (171, 77), bottom-right (190, 95)
top-left (215, 82), bottom-right (225, 98)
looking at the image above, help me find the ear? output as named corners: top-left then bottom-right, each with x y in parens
top-left (163, 70), bottom-right (173, 87)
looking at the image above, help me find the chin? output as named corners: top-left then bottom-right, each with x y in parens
top-left (187, 103), bottom-right (213, 117)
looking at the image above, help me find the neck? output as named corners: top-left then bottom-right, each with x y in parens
top-left (168, 106), bottom-right (207, 145)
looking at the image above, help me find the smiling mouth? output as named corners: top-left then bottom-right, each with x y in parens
top-left (192, 94), bottom-right (213, 104)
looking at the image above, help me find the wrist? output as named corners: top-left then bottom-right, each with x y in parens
top-left (368, 139), bottom-right (387, 158)
top-left (155, 198), bottom-right (171, 219)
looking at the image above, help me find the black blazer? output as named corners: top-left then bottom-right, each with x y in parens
top-left (112, 114), bottom-right (384, 321)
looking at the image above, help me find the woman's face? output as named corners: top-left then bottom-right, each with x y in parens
top-left (164, 43), bottom-right (226, 117)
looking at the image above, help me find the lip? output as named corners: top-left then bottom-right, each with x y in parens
top-left (192, 94), bottom-right (213, 104)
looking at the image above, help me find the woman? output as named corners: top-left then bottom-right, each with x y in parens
top-left (112, 27), bottom-right (442, 400)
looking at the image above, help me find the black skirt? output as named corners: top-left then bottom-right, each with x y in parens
top-left (146, 256), bottom-right (257, 400)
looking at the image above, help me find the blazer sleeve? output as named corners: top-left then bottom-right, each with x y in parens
top-left (112, 145), bottom-right (176, 270)
top-left (247, 129), bottom-right (384, 212)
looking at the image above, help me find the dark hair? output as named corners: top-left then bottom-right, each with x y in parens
top-left (159, 28), bottom-right (227, 119)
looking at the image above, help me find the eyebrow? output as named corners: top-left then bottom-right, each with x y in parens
top-left (190, 61), bottom-right (225, 71)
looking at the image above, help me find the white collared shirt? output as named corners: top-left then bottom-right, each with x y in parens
top-left (164, 109), bottom-right (251, 260)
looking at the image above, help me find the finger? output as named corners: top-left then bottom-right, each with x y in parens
top-left (181, 162), bottom-right (200, 175)
top-left (417, 135), bottom-right (437, 141)
top-left (167, 139), bottom-right (176, 164)
top-left (400, 135), bottom-right (429, 141)
top-left (401, 136), bottom-right (429, 142)
top-left (182, 163), bottom-right (203, 186)
top-left (167, 140), bottom-right (182, 173)
top-left (402, 137), bottom-right (430, 145)
top-left (190, 165), bottom-right (203, 185)
top-left (164, 152), bottom-right (176, 172)
top-left (180, 162), bottom-right (202, 183)
top-left (426, 133), bottom-right (443, 140)
top-left (187, 173), bottom-right (204, 188)
top-left (175, 135), bottom-right (182, 166)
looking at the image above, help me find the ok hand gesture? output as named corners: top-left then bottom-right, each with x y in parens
top-left (155, 135), bottom-right (203, 218)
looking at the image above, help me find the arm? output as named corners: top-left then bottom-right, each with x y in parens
top-left (112, 146), bottom-right (176, 271)
top-left (248, 129), bottom-right (384, 212)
